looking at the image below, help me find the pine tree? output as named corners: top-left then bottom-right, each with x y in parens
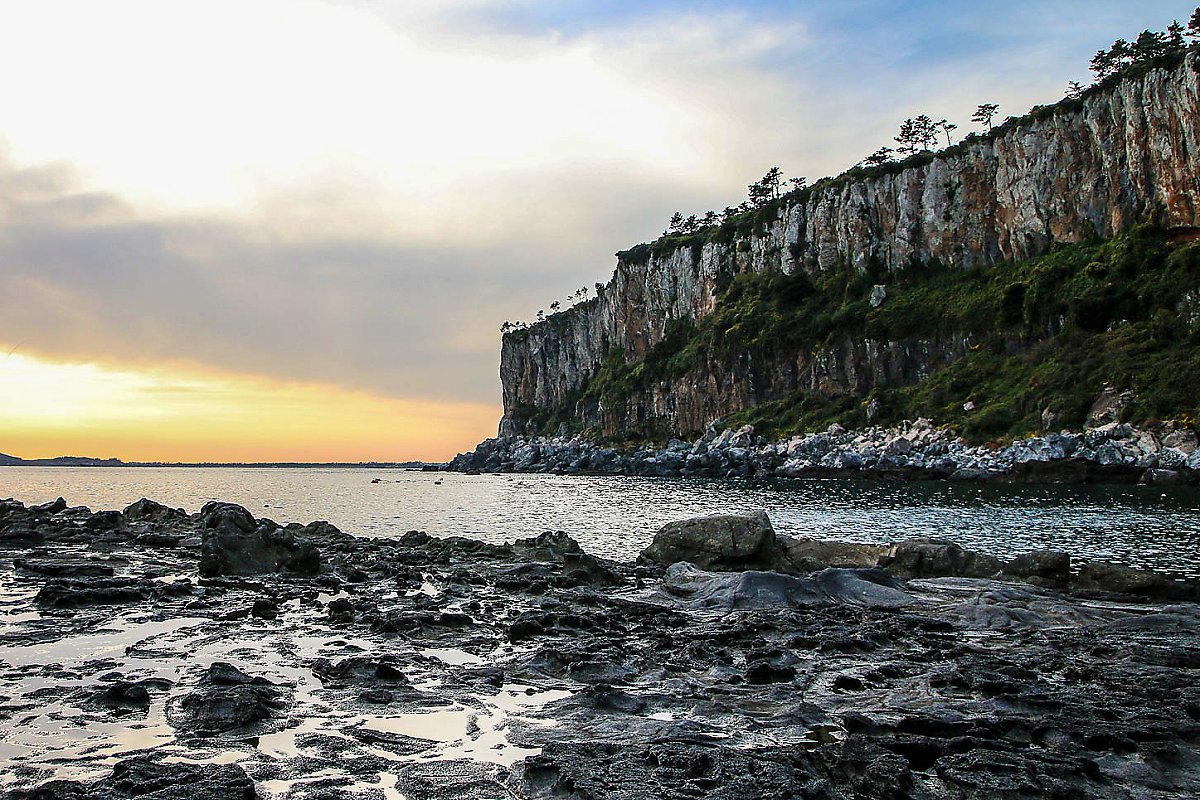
top-left (860, 147), bottom-right (895, 168)
top-left (971, 103), bottom-right (999, 130)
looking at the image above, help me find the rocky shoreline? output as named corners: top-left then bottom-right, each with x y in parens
top-left (447, 418), bottom-right (1200, 484)
top-left (3, 495), bottom-right (1200, 798)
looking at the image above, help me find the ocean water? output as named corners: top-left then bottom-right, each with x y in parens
top-left (4, 466), bottom-right (1200, 576)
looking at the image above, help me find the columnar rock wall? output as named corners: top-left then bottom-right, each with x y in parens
top-left (500, 53), bottom-right (1200, 438)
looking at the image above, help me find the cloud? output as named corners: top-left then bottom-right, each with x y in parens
top-left (0, 0), bottom-right (1194, 441)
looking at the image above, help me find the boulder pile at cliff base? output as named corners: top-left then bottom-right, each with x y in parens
top-left (449, 417), bottom-right (1200, 484)
top-left (3, 497), bottom-right (1200, 799)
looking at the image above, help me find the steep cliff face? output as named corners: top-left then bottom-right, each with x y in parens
top-left (500, 52), bottom-right (1200, 440)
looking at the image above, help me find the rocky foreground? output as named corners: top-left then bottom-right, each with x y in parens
top-left (2, 496), bottom-right (1200, 799)
top-left (448, 418), bottom-right (1200, 484)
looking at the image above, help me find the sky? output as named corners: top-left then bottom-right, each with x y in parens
top-left (0, 0), bottom-right (1195, 462)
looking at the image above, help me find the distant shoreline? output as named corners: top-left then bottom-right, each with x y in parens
top-left (0, 456), bottom-right (436, 469)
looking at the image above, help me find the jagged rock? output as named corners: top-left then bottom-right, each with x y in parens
top-left (1162, 429), bottom-right (1198, 453)
top-left (31, 497), bottom-right (68, 515)
top-left (14, 558), bottom-right (114, 578)
top-left (774, 536), bottom-right (887, 572)
top-left (880, 539), bottom-right (1003, 579)
top-left (168, 662), bottom-right (287, 736)
top-left (661, 563), bottom-right (828, 610)
top-left (312, 656), bottom-right (410, 687)
top-left (11, 754), bottom-right (256, 799)
top-left (637, 511), bottom-right (778, 571)
top-left (1140, 467), bottom-right (1185, 485)
top-left (198, 502), bottom-right (321, 577)
top-left (661, 563), bottom-right (915, 610)
top-left (1004, 550), bottom-right (1071, 589)
top-left (35, 577), bottom-right (191, 607)
top-left (122, 498), bottom-right (187, 522)
top-left (1073, 562), bottom-right (1200, 601)
top-left (84, 511), bottom-right (125, 531)
top-left (1087, 388), bottom-right (1138, 428)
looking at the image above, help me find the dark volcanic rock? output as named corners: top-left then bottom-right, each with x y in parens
top-left (94, 681), bottom-right (154, 711)
top-left (198, 502), bottom-right (321, 577)
top-left (168, 662), bottom-right (288, 736)
top-left (312, 655), bottom-right (410, 687)
top-left (11, 754), bottom-right (257, 799)
top-left (5, 489), bottom-right (1200, 800)
top-left (35, 577), bottom-right (191, 607)
top-left (879, 538), bottom-right (1003, 579)
top-left (14, 558), bottom-right (114, 578)
top-left (83, 511), bottom-right (125, 531)
top-left (1073, 561), bottom-right (1200, 601)
top-left (638, 512), bottom-right (779, 571)
top-left (1004, 549), bottom-right (1072, 588)
top-left (123, 498), bottom-right (187, 523)
top-left (661, 563), bottom-right (915, 610)
top-left (30, 497), bottom-right (68, 515)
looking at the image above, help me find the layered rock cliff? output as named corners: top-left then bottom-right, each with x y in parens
top-left (500, 51), bottom-right (1200, 440)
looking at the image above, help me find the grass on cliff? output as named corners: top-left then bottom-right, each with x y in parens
top-left (525, 226), bottom-right (1200, 443)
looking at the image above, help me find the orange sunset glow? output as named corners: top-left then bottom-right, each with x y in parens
top-left (0, 349), bottom-right (496, 463)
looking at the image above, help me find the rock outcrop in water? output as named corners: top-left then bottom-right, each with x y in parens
top-left (495, 51), bottom-right (1200, 442)
top-left (4, 496), bottom-right (1200, 798)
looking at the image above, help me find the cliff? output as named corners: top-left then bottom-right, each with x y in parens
top-left (500, 50), bottom-right (1200, 442)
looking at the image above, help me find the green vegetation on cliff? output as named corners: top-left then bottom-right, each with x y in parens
top-left (521, 226), bottom-right (1200, 443)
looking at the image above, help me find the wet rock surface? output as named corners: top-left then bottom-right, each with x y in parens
top-left (2, 496), bottom-right (1199, 798)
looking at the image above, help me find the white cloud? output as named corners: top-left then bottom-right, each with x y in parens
top-left (0, 1), bottom-right (803, 240)
top-left (0, 0), bottom-right (1190, 428)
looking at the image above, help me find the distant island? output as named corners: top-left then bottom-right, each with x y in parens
top-left (0, 452), bottom-right (431, 469)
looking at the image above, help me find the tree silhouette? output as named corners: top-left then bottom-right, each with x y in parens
top-left (971, 103), bottom-right (999, 130)
top-left (1132, 28), bottom-right (1172, 60)
top-left (549, 301), bottom-right (560, 312)
top-left (895, 115), bottom-right (938, 155)
top-left (1189, 9), bottom-right (1200, 39)
top-left (936, 119), bottom-right (958, 147)
top-left (859, 147), bottom-right (895, 168)
top-left (788, 176), bottom-right (808, 191)
top-left (1065, 81), bottom-right (1085, 99)
top-left (665, 212), bottom-right (685, 236)
top-left (747, 167), bottom-right (784, 206)
top-left (1168, 20), bottom-right (1186, 48)
top-left (1089, 19), bottom-right (1187, 80)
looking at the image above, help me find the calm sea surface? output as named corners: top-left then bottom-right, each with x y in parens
top-left (4, 466), bottom-right (1200, 576)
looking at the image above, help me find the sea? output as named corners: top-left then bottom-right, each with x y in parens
top-left (4, 466), bottom-right (1200, 576)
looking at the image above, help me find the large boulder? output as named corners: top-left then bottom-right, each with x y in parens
top-left (775, 536), bottom-right (887, 572)
top-left (1004, 550), bottom-right (1071, 589)
top-left (879, 539), bottom-right (1003, 579)
top-left (660, 563), bottom-right (915, 611)
top-left (637, 511), bottom-right (778, 571)
top-left (198, 502), bottom-right (321, 577)
top-left (661, 563), bottom-right (827, 610)
top-left (123, 497), bottom-right (187, 523)
top-left (168, 662), bottom-right (288, 736)
top-left (1072, 561), bottom-right (1200, 601)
